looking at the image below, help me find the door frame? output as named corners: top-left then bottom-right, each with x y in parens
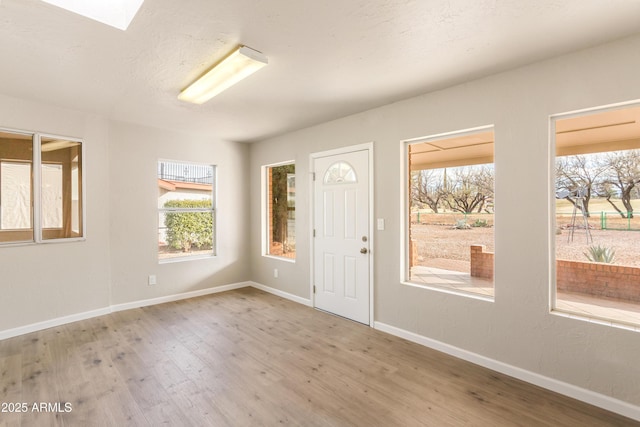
top-left (309, 142), bottom-right (375, 326)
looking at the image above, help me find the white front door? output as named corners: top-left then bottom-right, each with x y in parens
top-left (313, 148), bottom-right (370, 324)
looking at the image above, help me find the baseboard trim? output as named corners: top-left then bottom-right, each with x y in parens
top-left (249, 281), bottom-right (313, 307)
top-left (110, 281), bottom-right (251, 312)
top-left (0, 281), bottom-right (308, 341)
top-left (373, 321), bottom-right (640, 422)
top-left (0, 282), bottom-right (252, 341)
top-left (3, 283), bottom-right (637, 421)
top-left (0, 307), bottom-right (112, 341)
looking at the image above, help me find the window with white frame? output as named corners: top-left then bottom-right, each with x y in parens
top-left (0, 129), bottom-right (84, 244)
top-left (404, 126), bottom-right (495, 298)
top-left (264, 162), bottom-right (295, 260)
top-left (551, 102), bottom-right (640, 328)
top-left (157, 160), bottom-right (215, 261)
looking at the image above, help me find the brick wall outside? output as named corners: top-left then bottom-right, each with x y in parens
top-left (470, 245), bottom-right (493, 279)
top-left (469, 245), bottom-right (640, 303)
top-left (556, 259), bottom-right (640, 303)
top-left (410, 239), bottom-right (418, 268)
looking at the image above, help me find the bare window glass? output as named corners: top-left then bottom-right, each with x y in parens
top-left (158, 160), bottom-right (215, 261)
top-left (0, 132), bottom-right (34, 243)
top-left (0, 131), bottom-right (82, 244)
top-left (41, 164), bottom-right (63, 229)
top-left (405, 128), bottom-right (495, 298)
top-left (266, 163), bottom-right (296, 259)
top-left (41, 137), bottom-right (83, 240)
top-left (553, 103), bottom-right (640, 327)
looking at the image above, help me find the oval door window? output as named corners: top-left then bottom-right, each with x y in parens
top-left (323, 161), bottom-right (357, 184)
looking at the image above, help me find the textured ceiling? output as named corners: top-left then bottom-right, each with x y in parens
top-left (1, 0), bottom-right (640, 142)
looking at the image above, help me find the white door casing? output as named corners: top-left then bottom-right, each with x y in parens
top-left (312, 147), bottom-right (371, 324)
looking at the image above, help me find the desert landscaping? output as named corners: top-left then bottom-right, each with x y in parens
top-left (411, 210), bottom-right (640, 273)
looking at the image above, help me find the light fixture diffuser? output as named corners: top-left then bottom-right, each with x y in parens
top-left (178, 46), bottom-right (268, 104)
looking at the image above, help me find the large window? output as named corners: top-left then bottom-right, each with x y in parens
top-left (404, 126), bottom-right (495, 298)
top-left (264, 162), bottom-right (295, 260)
top-left (551, 102), bottom-right (640, 328)
top-left (0, 129), bottom-right (83, 244)
top-left (158, 160), bottom-right (215, 261)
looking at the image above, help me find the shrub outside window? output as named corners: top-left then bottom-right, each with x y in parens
top-left (0, 129), bottom-right (84, 245)
top-left (158, 160), bottom-right (215, 261)
top-left (404, 126), bottom-right (495, 299)
top-left (551, 102), bottom-right (640, 328)
top-left (264, 162), bottom-right (295, 260)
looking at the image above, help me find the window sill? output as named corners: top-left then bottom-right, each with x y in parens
top-left (0, 237), bottom-right (86, 248)
top-left (551, 308), bottom-right (640, 332)
top-left (158, 253), bottom-right (216, 264)
top-left (401, 280), bottom-right (494, 303)
top-left (262, 254), bottom-right (296, 264)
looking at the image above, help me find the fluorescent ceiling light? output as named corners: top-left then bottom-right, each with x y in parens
top-left (178, 46), bottom-right (268, 104)
top-left (41, 0), bottom-right (144, 31)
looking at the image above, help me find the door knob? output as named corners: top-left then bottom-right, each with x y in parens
top-left (360, 247), bottom-right (368, 254)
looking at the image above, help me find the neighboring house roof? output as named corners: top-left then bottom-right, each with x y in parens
top-left (158, 179), bottom-right (212, 192)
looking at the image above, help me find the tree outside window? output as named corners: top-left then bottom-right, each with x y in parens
top-left (405, 127), bottom-right (495, 298)
top-left (266, 163), bottom-right (295, 259)
top-left (553, 103), bottom-right (640, 327)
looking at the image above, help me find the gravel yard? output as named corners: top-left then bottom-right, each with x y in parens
top-left (412, 222), bottom-right (640, 272)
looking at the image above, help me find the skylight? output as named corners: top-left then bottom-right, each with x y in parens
top-left (41, 0), bottom-right (144, 31)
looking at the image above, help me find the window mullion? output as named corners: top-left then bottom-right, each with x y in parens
top-left (33, 134), bottom-right (42, 243)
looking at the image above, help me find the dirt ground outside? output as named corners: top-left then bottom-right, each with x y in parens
top-left (411, 219), bottom-right (640, 272)
top-left (269, 242), bottom-right (296, 259)
top-left (158, 245), bottom-right (213, 260)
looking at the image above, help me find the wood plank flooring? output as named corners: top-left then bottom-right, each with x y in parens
top-left (0, 287), bottom-right (637, 426)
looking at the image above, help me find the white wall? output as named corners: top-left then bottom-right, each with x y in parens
top-left (0, 102), bottom-right (251, 334)
top-left (108, 121), bottom-right (250, 305)
top-left (249, 34), bottom-right (640, 408)
top-left (0, 95), bottom-right (111, 331)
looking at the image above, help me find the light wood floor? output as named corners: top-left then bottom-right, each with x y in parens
top-left (0, 288), bottom-right (637, 426)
